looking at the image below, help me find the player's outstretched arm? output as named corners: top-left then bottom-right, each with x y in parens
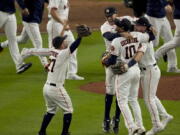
top-left (69, 38), bottom-right (82, 54)
top-left (69, 24), bottom-right (91, 53)
top-left (21, 48), bottom-right (52, 59)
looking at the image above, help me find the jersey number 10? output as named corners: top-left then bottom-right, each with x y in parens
top-left (125, 45), bottom-right (136, 59)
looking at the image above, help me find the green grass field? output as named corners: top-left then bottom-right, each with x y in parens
top-left (0, 31), bottom-right (180, 135)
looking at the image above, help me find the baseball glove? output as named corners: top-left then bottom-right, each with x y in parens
top-left (101, 51), bottom-right (111, 67)
top-left (111, 60), bottom-right (128, 74)
top-left (76, 24), bottom-right (91, 37)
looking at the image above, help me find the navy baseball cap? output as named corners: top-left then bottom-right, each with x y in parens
top-left (134, 17), bottom-right (151, 27)
top-left (104, 7), bottom-right (117, 17)
top-left (114, 18), bottom-right (131, 31)
top-left (52, 35), bottom-right (67, 49)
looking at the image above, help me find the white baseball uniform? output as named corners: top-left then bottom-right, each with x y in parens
top-left (139, 41), bottom-right (170, 128)
top-left (155, 19), bottom-right (180, 61)
top-left (24, 47), bottom-right (73, 114)
top-left (1, 22), bottom-right (48, 67)
top-left (100, 21), bottom-right (117, 95)
top-left (145, 15), bottom-right (178, 71)
top-left (0, 11), bottom-right (24, 70)
top-left (111, 32), bottom-right (148, 133)
top-left (47, 0), bottom-right (78, 76)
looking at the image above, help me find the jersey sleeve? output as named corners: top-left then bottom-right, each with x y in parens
top-left (137, 43), bottom-right (147, 53)
top-left (110, 38), bottom-right (121, 56)
top-left (136, 32), bottom-right (149, 43)
top-left (100, 23), bottom-right (111, 34)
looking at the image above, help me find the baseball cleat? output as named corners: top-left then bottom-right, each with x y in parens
top-left (111, 117), bottom-right (120, 134)
top-left (0, 43), bottom-right (3, 52)
top-left (167, 67), bottom-right (180, 73)
top-left (16, 63), bottom-right (32, 74)
top-left (102, 119), bottom-right (111, 133)
top-left (136, 127), bottom-right (146, 135)
top-left (161, 114), bottom-right (173, 129)
top-left (66, 74), bottom-right (84, 80)
top-left (128, 127), bottom-right (138, 135)
top-left (145, 124), bottom-right (164, 135)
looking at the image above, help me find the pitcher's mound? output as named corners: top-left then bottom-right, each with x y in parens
top-left (80, 76), bottom-right (180, 101)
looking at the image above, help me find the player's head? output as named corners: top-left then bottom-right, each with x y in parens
top-left (52, 35), bottom-right (67, 49)
top-left (104, 7), bottom-right (118, 24)
top-left (114, 18), bottom-right (131, 32)
top-left (134, 17), bottom-right (151, 32)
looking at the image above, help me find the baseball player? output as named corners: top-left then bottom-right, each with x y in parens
top-left (47, 0), bottom-right (84, 80)
top-left (155, 0), bottom-right (180, 63)
top-left (0, 0), bottom-right (49, 68)
top-left (102, 18), bottom-right (154, 135)
top-left (35, 25), bottom-right (89, 135)
top-left (145, 0), bottom-right (180, 72)
top-left (100, 7), bottom-right (121, 134)
top-left (134, 17), bottom-right (173, 135)
top-left (0, 0), bottom-right (32, 73)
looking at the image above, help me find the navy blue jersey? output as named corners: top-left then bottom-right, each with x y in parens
top-left (0, 0), bottom-right (26, 14)
top-left (22, 0), bottom-right (48, 24)
top-left (174, 0), bottom-right (180, 19)
top-left (146, 0), bottom-right (168, 18)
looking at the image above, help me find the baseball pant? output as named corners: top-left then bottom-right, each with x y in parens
top-left (105, 67), bottom-right (115, 95)
top-left (155, 19), bottom-right (180, 60)
top-left (146, 15), bottom-right (178, 70)
top-left (140, 65), bottom-right (168, 127)
top-left (115, 65), bottom-right (144, 133)
top-left (1, 22), bottom-right (48, 67)
top-left (47, 20), bottom-right (78, 75)
top-left (0, 11), bottom-right (23, 70)
top-left (43, 83), bottom-right (73, 114)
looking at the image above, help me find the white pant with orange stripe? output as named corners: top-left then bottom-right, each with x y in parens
top-left (47, 20), bottom-right (78, 75)
top-left (43, 83), bottom-right (73, 114)
top-left (115, 65), bottom-right (144, 133)
top-left (140, 65), bottom-right (169, 127)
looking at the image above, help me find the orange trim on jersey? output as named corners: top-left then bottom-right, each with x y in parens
top-left (58, 88), bottom-right (71, 112)
top-left (115, 76), bottom-right (132, 130)
top-left (148, 69), bottom-right (158, 126)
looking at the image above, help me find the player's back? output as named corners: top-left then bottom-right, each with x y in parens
top-left (46, 48), bottom-right (70, 85)
top-left (112, 32), bottom-right (146, 64)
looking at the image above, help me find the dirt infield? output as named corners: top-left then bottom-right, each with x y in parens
top-left (80, 76), bottom-right (180, 101)
top-left (0, 0), bottom-right (132, 33)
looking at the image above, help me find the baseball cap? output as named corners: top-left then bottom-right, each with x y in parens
top-left (114, 18), bottom-right (131, 31)
top-left (104, 7), bottom-right (117, 17)
top-left (134, 17), bottom-right (151, 27)
top-left (52, 35), bottom-right (67, 49)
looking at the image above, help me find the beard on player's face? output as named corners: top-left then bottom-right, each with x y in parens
top-left (106, 14), bottom-right (117, 25)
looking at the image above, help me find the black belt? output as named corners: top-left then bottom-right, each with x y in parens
top-left (140, 63), bottom-right (157, 71)
top-left (47, 82), bottom-right (56, 87)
